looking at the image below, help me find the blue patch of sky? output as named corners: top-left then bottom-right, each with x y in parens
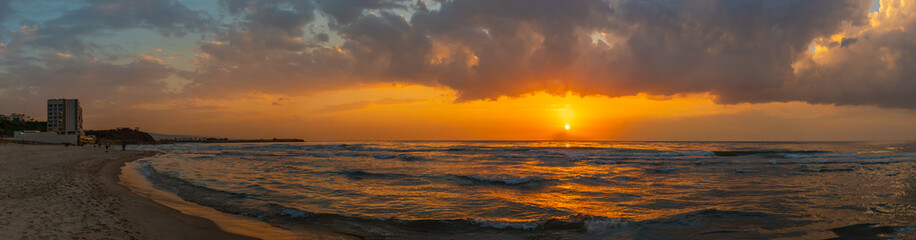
top-left (807, 0), bottom-right (880, 53)
top-left (426, 0), bottom-right (442, 12)
top-left (2, 0), bottom-right (83, 34)
top-left (86, 28), bottom-right (204, 71)
top-left (309, 10), bottom-right (344, 48)
top-left (7, 0), bottom-right (222, 71)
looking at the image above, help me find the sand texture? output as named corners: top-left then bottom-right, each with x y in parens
top-left (0, 144), bottom-right (255, 240)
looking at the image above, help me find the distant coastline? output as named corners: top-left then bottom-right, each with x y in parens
top-left (156, 138), bottom-right (305, 144)
top-left (86, 128), bottom-right (303, 145)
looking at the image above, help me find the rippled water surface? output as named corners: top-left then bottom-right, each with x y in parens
top-left (132, 141), bottom-right (916, 239)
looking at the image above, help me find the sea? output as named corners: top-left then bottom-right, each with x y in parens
top-left (128, 141), bottom-right (916, 239)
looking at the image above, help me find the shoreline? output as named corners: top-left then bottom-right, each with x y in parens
top-left (0, 144), bottom-right (255, 239)
top-left (118, 158), bottom-right (302, 239)
top-left (101, 150), bottom-right (260, 240)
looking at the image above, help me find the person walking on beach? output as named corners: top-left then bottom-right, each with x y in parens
top-left (121, 142), bottom-right (126, 151)
top-left (105, 144), bottom-right (109, 153)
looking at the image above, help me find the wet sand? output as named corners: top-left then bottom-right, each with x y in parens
top-left (0, 144), bottom-right (255, 239)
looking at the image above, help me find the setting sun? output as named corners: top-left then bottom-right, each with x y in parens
top-left (4, 1), bottom-right (916, 239)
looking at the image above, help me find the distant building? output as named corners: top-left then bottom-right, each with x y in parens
top-left (11, 113), bottom-right (30, 121)
top-left (47, 99), bottom-right (83, 135)
top-left (0, 113), bottom-right (29, 121)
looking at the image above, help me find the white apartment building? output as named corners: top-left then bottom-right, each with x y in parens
top-left (47, 99), bottom-right (83, 135)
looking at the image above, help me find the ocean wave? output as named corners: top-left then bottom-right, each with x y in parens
top-left (776, 152), bottom-right (916, 160)
top-left (769, 159), bottom-right (904, 165)
top-left (265, 203), bottom-right (315, 218)
top-left (783, 154), bottom-right (856, 159)
top-left (798, 168), bottom-right (855, 172)
top-left (856, 153), bottom-right (916, 159)
top-left (468, 218), bottom-right (541, 230)
top-left (334, 152), bottom-right (368, 157)
top-left (397, 154), bottom-right (429, 161)
top-left (260, 202), bottom-right (629, 235)
top-left (340, 170), bottom-right (411, 180)
top-left (588, 151), bottom-right (715, 158)
top-left (140, 161), bottom-right (264, 216)
top-left (713, 150), bottom-right (829, 157)
top-left (857, 160), bottom-right (901, 164)
top-left (644, 167), bottom-right (679, 173)
top-left (216, 151), bottom-right (295, 157)
top-left (592, 160), bottom-right (617, 164)
top-left (373, 154), bottom-right (396, 159)
top-left (495, 154), bottom-right (542, 159)
top-left (498, 151), bottom-right (714, 160)
top-left (457, 175), bottom-right (552, 185)
top-left (372, 154), bottom-right (430, 161)
top-left (469, 215), bottom-right (628, 232)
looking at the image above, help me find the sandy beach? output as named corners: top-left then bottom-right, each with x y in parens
top-left (0, 143), bottom-right (255, 239)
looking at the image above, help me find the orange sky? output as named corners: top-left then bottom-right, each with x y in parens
top-left (78, 85), bottom-right (916, 141)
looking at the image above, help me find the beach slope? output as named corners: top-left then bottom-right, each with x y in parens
top-left (0, 144), bottom-right (254, 240)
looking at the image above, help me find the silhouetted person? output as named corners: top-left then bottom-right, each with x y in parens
top-left (121, 142), bottom-right (126, 151)
top-left (105, 144), bottom-right (109, 153)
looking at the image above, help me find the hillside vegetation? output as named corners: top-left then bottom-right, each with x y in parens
top-left (85, 128), bottom-right (156, 144)
top-left (0, 120), bottom-right (47, 137)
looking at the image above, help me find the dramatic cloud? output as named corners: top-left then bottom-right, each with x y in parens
top-left (789, 0), bottom-right (916, 108)
top-left (9, 0), bottom-right (212, 56)
top-left (0, 52), bottom-right (180, 106)
top-left (189, 0), bottom-right (916, 109)
top-left (2, 0), bottom-right (916, 112)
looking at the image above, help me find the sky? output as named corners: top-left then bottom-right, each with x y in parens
top-left (0, 0), bottom-right (915, 141)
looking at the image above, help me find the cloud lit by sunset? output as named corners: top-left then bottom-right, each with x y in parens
top-left (1, 0), bottom-right (915, 140)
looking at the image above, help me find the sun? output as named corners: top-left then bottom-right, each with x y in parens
top-left (565, 124), bottom-right (571, 130)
